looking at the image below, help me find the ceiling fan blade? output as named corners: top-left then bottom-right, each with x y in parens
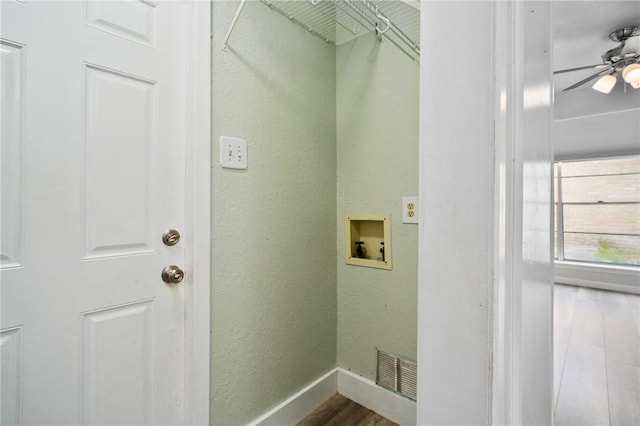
top-left (562, 67), bottom-right (614, 92)
top-left (554, 64), bottom-right (609, 74)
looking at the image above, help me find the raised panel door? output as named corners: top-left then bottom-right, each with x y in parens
top-left (0, 1), bottom-right (188, 424)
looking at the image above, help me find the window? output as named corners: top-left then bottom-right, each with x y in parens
top-left (554, 156), bottom-right (640, 267)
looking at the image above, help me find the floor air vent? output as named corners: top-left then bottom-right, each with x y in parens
top-left (376, 349), bottom-right (417, 401)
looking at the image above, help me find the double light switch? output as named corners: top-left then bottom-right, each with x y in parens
top-left (219, 136), bottom-right (248, 169)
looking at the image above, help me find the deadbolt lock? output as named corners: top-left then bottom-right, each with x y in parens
top-left (162, 265), bottom-right (185, 284)
top-left (162, 229), bottom-right (181, 246)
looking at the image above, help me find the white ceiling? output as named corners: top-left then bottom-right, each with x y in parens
top-left (552, 0), bottom-right (640, 159)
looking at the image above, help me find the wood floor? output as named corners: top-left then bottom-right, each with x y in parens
top-left (554, 284), bottom-right (640, 426)
top-left (296, 394), bottom-right (398, 426)
top-left (299, 284), bottom-right (638, 426)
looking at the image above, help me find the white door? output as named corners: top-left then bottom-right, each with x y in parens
top-left (1, 1), bottom-right (189, 424)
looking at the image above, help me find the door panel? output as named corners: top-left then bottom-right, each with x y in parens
top-left (81, 300), bottom-right (154, 425)
top-left (83, 64), bottom-right (156, 259)
top-left (85, 0), bottom-right (158, 48)
top-left (0, 327), bottom-right (22, 425)
top-left (0, 39), bottom-right (25, 269)
top-left (0, 1), bottom-right (187, 424)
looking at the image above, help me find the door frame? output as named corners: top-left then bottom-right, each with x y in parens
top-left (417, 1), bottom-right (553, 424)
top-left (183, 1), bottom-right (211, 424)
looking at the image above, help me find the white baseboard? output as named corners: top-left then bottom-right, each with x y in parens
top-left (556, 276), bottom-right (640, 294)
top-left (250, 369), bottom-right (337, 426)
top-left (249, 367), bottom-right (417, 426)
top-left (555, 261), bottom-right (640, 294)
top-left (337, 368), bottom-right (416, 426)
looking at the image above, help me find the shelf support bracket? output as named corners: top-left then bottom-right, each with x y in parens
top-left (222, 0), bottom-right (248, 52)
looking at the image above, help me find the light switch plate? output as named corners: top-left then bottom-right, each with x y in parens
top-left (402, 196), bottom-right (418, 224)
top-left (219, 136), bottom-right (247, 169)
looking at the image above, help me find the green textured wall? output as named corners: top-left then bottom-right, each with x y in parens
top-left (336, 35), bottom-right (419, 381)
top-left (210, 2), bottom-right (337, 424)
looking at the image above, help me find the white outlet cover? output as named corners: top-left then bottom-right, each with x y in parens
top-left (219, 136), bottom-right (248, 169)
top-left (402, 196), bottom-right (419, 224)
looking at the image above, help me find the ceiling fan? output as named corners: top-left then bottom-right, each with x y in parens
top-left (555, 26), bottom-right (640, 93)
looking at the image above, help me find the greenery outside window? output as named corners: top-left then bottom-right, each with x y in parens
top-left (554, 156), bottom-right (640, 267)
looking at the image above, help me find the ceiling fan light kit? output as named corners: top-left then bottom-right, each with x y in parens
top-left (592, 73), bottom-right (617, 93)
top-left (555, 25), bottom-right (640, 93)
top-left (622, 63), bottom-right (640, 88)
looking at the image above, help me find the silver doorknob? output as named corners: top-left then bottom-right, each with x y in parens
top-left (162, 265), bottom-right (185, 284)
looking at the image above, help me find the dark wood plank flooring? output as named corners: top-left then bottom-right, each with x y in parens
top-left (297, 394), bottom-right (399, 426)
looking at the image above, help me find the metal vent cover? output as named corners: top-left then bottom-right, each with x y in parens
top-left (376, 349), bottom-right (417, 401)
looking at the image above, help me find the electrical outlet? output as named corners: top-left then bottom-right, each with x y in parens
top-left (402, 196), bottom-right (418, 224)
top-left (219, 136), bottom-right (248, 169)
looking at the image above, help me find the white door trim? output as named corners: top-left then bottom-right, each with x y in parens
top-left (184, 1), bottom-right (211, 424)
top-left (418, 1), bottom-right (553, 424)
top-left (492, 2), bottom-right (521, 422)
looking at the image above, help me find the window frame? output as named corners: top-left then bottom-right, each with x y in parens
top-left (554, 155), bottom-right (640, 267)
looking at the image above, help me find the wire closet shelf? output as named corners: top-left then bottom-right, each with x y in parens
top-left (222, 0), bottom-right (420, 63)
